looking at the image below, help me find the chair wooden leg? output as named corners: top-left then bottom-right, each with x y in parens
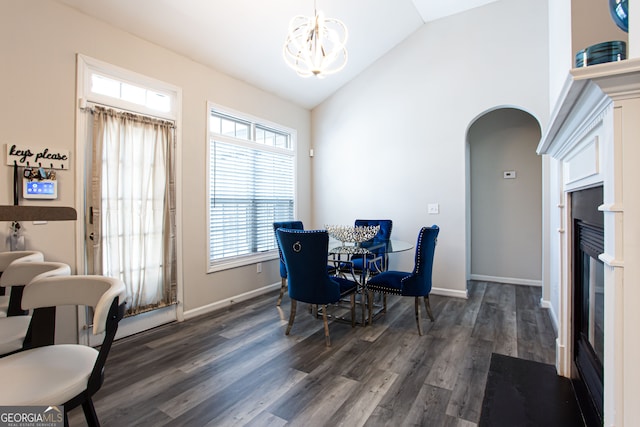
top-left (8, 285), bottom-right (28, 316)
top-left (383, 294), bottom-right (387, 313)
top-left (286, 299), bottom-right (297, 335)
top-left (424, 295), bottom-right (435, 321)
top-left (368, 291), bottom-right (374, 325)
top-left (351, 294), bottom-right (356, 328)
top-left (82, 398), bottom-right (100, 427)
top-left (322, 304), bottom-right (331, 346)
top-left (415, 297), bottom-right (423, 336)
top-left (276, 278), bottom-right (287, 306)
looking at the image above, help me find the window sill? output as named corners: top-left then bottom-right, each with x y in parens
top-left (208, 251), bottom-right (278, 273)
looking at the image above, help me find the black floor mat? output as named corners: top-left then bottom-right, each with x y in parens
top-left (479, 353), bottom-right (584, 427)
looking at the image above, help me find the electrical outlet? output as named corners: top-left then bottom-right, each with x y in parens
top-left (256, 262), bottom-right (262, 273)
top-left (428, 203), bottom-right (439, 214)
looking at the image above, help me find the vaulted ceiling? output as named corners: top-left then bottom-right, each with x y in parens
top-left (54, 0), bottom-right (498, 109)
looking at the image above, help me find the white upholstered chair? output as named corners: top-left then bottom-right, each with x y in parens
top-left (0, 261), bottom-right (71, 356)
top-left (0, 251), bottom-right (44, 274)
top-left (0, 251), bottom-right (44, 317)
top-left (0, 275), bottom-right (126, 427)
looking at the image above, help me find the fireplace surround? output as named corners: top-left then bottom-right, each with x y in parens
top-left (538, 58), bottom-right (640, 426)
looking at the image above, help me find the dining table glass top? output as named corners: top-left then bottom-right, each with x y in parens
top-left (328, 239), bottom-right (413, 255)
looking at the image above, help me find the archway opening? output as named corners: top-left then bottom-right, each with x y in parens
top-left (466, 107), bottom-right (542, 286)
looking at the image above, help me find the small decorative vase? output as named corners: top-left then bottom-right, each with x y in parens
top-left (609, 0), bottom-right (629, 33)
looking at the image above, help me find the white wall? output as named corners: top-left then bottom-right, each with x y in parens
top-left (547, 0), bottom-right (572, 111)
top-left (311, 0), bottom-right (549, 297)
top-left (544, 0), bottom-right (572, 331)
top-left (0, 1), bottom-right (311, 331)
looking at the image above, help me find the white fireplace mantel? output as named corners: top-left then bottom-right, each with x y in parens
top-left (538, 57), bottom-right (640, 427)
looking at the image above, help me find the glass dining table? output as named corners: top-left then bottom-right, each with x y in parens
top-left (328, 238), bottom-right (414, 325)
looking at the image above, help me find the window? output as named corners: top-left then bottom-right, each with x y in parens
top-left (91, 74), bottom-right (171, 113)
top-left (207, 103), bottom-right (296, 271)
top-left (79, 55), bottom-right (177, 120)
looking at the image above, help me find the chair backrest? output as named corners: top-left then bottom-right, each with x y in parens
top-left (276, 229), bottom-right (341, 304)
top-left (1, 261), bottom-right (70, 317)
top-left (401, 225), bottom-right (439, 296)
top-left (22, 275), bottom-right (126, 335)
top-left (354, 219), bottom-right (393, 241)
top-left (273, 221), bottom-right (304, 279)
top-left (0, 261), bottom-right (71, 288)
top-left (355, 219), bottom-right (392, 251)
top-left (0, 251), bottom-right (44, 272)
top-left (22, 275), bottom-right (126, 403)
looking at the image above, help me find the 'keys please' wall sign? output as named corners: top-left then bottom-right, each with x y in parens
top-left (5, 144), bottom-right (70, 170)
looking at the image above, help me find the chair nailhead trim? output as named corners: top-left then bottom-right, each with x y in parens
top-left (367, 285), bottom-right (402, 295)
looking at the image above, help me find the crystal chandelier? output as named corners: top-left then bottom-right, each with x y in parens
top-left (283, 1), bottom-right (348, 78)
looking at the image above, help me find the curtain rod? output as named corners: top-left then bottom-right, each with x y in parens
top-left (78, 98), bottom-right (176, 127)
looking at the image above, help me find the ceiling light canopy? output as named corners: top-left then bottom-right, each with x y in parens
top-left (283, 1), bottom-right (348, 78)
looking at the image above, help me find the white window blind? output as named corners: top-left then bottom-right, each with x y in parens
top-left (208, 106), bottom-right (295, 270)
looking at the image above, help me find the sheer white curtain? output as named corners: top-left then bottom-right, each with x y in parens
top-left (91, 106), bottom-right (176, 315)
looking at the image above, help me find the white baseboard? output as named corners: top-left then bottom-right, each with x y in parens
top-left (431, 286), bottom-right (468, 299)
top-left (540, 297), bottom-right (559, 335)
top-left (183, 282), bottom-right (280, 320)
top-left (470, 274), bottom-right (542, 287)
top-left (182, 281), bottom-right (469, 319)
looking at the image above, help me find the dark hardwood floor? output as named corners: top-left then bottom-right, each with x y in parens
top-left (68, 281), bottom-right (556, 426)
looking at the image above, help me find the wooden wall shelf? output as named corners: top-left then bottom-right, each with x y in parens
top-left (0, 205), bottom-right (77, 221)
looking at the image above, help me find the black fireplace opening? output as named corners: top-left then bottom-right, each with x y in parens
top-left (571, 186), bottom-right (604, 427)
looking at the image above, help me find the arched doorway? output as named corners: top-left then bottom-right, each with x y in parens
top-left (467, 107), bottom-right (542, 285)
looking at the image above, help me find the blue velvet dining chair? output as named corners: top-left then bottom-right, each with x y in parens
top-left (276, 228), bottom-right (358, 346)
top-left (273, 221), bottom-right (304, 306)
top-left (366, 225), bottom-right (439, 335)
top-left (350, 219), bottom-right (393, 274)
